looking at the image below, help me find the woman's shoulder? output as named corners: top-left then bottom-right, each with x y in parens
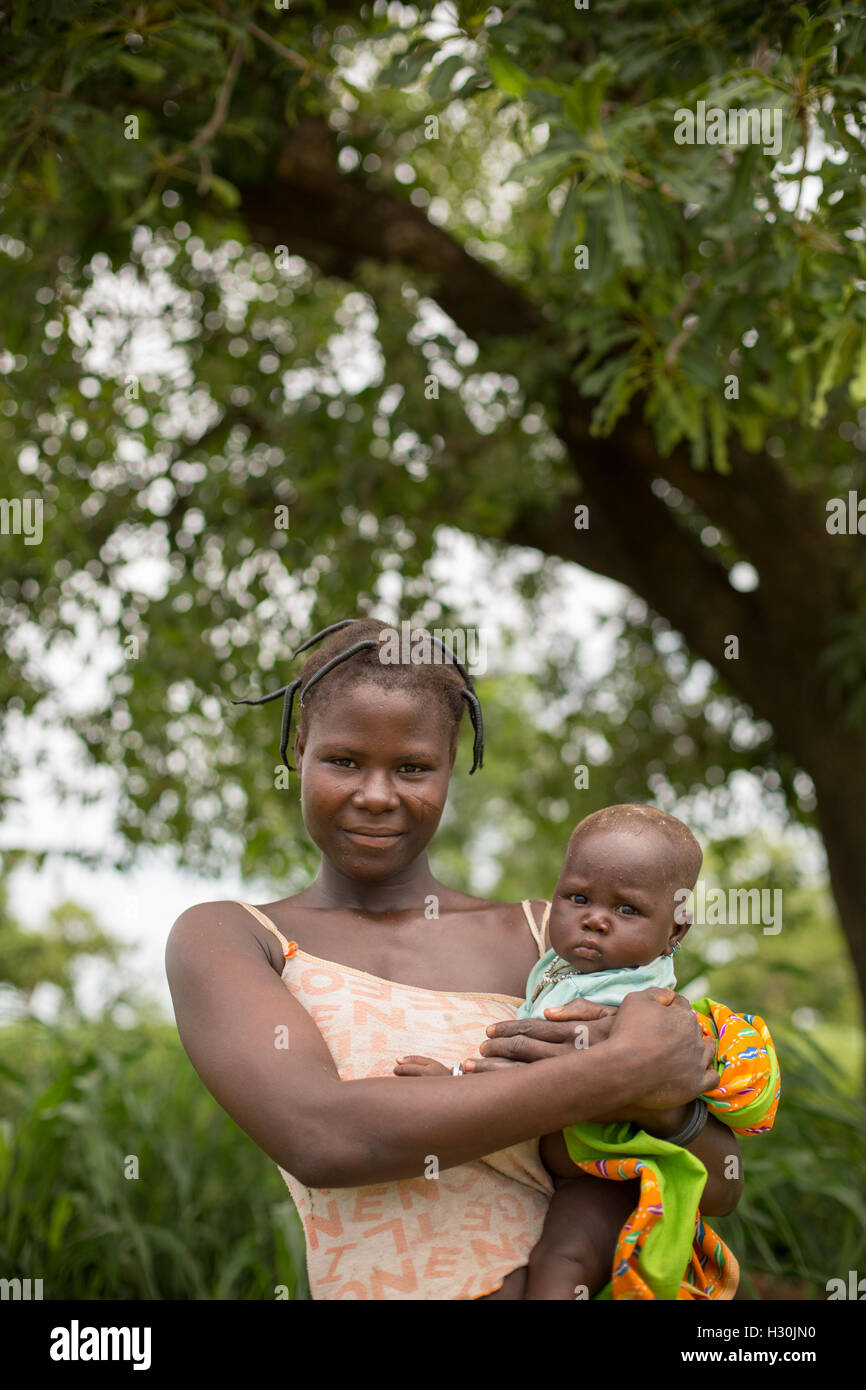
top-left (167, 898), bottom-right (286, 974)
top-left (170, 897), bottom-right (261, 932)
top-left (441, 892), bottom-right (551, 953)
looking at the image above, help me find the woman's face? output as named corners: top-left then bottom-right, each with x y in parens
top-left (294, 679), bottom-right (456, 881)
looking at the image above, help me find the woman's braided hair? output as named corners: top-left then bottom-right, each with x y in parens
top-left (232, 618), bottom-right (484, 775)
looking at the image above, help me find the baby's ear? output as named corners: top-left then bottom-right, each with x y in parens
top-left (665, 921), bottom-right (689, 959)
top-left (669, 888), bottom-right (692, 952)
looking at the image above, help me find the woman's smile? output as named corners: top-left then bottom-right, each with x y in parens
top-left (343, 826), bottom-right (405, 846)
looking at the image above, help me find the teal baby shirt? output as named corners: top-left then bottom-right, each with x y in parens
top-left (516, 947), bottom-right (684, 1301)
top-left (517, 948), bottom-right (677, 1018)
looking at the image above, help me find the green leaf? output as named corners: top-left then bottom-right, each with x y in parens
top-left (41, 149), bottom-right (61, 201)
top-left (580, 201), bottom-right (614, 290)
top-left (701, 73), bottom-right (768, 109)
top-left (582, 56), bottom-right (616, 129)
top-left (115, 53), bottom-right (167, 85)
top-left (428, 54), bottom-right (466, 102)
top-left (850, 329), bottom-right (866, 404)
top-left (380, 47), bottom-right (432, 88)
top-left (681, 349), bottom-right (722, 393)
top-left (811, 320), bottom-right (858, 426)
top-left (204, 174), bottom-right (241, 209)
top-left (487, 47), bottom-right (527, 98)
top-left (641, 191), bottom-right (676, 271)
top-left (47, 1192), bottom-right (75, 1250)
top-left (579, 355), bottom-right (628, 398)
top-left (548, 180), bottom-right (583, 267)
top-left (603, 183), bottom-right (643, 269)
top-left (453, 71), bottom-right (486, 98)
top-left (509, 147), bottom-right (579, 184)
top-left (740, 412), bottom-right (765, 451)
top-left (11, 0), bottom-right (29, 36)
top-left (709, 398), bottom-right (730, 474)
top-left (161, 24), bottom-right (223, 55)
top-left (590, 363), bottom-right (645, 436)
top-left (691, 409), bottom-right (708, 470)
top-left (833, 76), bottom-right (866, 98)
top-left (821, 107), bottom-right (866, 159)
top-left (748, 383), bottom-right (783, 414)
top-left (121, 190), bottom-right (160, 230)
top-left (727, 144), bottom-right (760, 218)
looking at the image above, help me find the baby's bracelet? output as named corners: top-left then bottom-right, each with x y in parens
top-left (665, 1098), bottom-right (709, 1146)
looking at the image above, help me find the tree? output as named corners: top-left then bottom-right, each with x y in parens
top-left (0, 853), bottom-right (123, 1015)
top-left (2, 2), bottom-right (866, 1007)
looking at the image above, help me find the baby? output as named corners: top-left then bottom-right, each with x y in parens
top-left (396, 803), bottom-right (779, 1300)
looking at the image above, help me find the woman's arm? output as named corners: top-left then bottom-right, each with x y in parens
top-left (166, 904), bottom-right (718, 1189)
top-left (468, 1003), bottom-right (743, 1215)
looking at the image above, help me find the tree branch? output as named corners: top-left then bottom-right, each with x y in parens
top-left (238, 119), bottom-right (543, 340)
top-left (191, 40), bottom-right (245, 153)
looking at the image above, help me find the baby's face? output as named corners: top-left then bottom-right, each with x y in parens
top-left (547, 826), bottom-right (687, 972)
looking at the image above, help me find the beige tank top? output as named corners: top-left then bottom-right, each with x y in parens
top-left (233, 898), bottom-right (554, 1300)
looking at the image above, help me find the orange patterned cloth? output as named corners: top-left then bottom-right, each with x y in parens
top-left (563, 998), bottom-right (781, 1300)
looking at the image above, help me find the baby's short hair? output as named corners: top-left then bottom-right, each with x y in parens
top-left (569, 803), bottom-right (703, 893)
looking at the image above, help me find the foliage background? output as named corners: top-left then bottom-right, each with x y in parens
top-left (2, 0), bottom-right (865, 1300)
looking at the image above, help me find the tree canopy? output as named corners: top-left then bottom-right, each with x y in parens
top-left (2, 1), bottom-right (866, 1008)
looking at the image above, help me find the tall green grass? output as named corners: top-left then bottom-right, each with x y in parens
top-left (0, 1017), bottom-right (309, 1300)
top-left (715, 1024), bottom-right (866, 1299)
top-left (1, 1015), bottom-right (863, 1299)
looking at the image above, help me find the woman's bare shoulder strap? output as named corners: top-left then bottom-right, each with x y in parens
top-left (520, 899), bottom-right (552, 957)
top-left (229, 900), bottom-right (298, 959)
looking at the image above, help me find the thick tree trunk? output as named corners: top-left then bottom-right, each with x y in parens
top-left (811, 764), bottom-right (866, 1014)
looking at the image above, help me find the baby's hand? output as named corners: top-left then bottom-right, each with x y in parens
top-left (393, 1055), bottom-right (452, 1076)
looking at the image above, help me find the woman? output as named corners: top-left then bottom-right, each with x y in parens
top-left (166, 619), bottom-right (728, 1300)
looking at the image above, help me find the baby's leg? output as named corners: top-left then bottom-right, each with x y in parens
top-left (525, 1131), bottom-right (640, 1301)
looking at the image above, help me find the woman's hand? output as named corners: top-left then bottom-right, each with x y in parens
top-left (459, 1001), bottom-right (617, 1072)
top-left (460, 989), bottom-right (717, 1123)
top-left (599, 988), bottom-right (720, 1121)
